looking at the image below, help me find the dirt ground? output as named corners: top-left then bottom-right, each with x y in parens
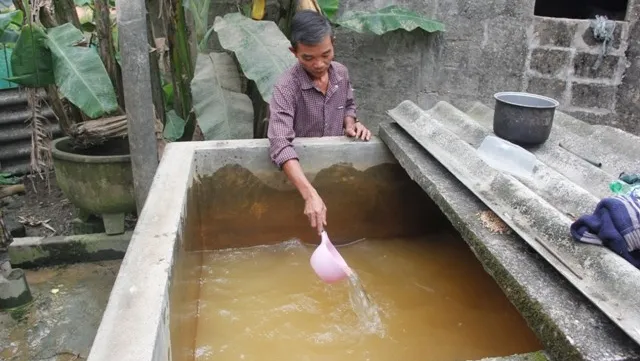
top-left (1, 171), bottom-right (74, 237)
top-left (1, 170), bottom-right (136, 238)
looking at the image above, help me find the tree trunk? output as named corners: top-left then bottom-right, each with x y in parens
top-left (162, 0), bottom-right (195, 140)
top-left (95, 0), bottom-right (124, 110)
top-left (39, 3), bottom-right (58, 28)
top-left (52, 0), bottom-right (82, 29)
top-left (11, 0), bottom-right (24, 15)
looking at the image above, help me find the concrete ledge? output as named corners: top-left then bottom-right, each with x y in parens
top-left (8, 232), bottom-right (132, 268)
top-left (477, 352), bottom-right (550, 361)
top-left (379, 122), bottom-right (640, 361)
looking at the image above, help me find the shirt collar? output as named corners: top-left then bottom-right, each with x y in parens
top-left (296, 61), bottom-right (343, 90)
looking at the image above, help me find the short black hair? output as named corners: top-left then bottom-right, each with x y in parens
top-left (290, 10), bottom-right (332, 48)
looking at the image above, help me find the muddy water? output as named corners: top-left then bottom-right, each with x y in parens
top-left (171, 232), bottom-right (541, 361)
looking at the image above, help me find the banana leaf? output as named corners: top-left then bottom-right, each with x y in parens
top-left (213, 12), bottom-right (296, 103)
top-left (0, 10), bottom-right (23, 36)
top-left (163, 110), bottom-right (186, 141)
top-left (8, 24), bottom-right (55, 87)
top-left (335, 5), bottom-right (445, 35)
top-left (46, 23), bottom-right (118, 118)
top-left (318, 0), bottom-right (339, 19)
top-left (184, 0), bottom-right (211, 48)
top-left (0, 29), bottom-right (20, 43)
top-left (191, 52), bottom-right (254, 140)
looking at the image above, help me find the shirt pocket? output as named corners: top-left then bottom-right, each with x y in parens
top-left (328, 86), bottom-right (348, 119)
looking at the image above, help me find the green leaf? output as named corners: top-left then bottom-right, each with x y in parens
top-left (0, 10), bottom-right (23, 35)
top-left (162, 82), bottom-right (174, 109)
top-left (81, 22), bottom-right (96, 33)
top-left (46, 23), bottom-right (118, 118)
top-left (75, 0), bottom-right (92, 5)
top-left (318, 0), bottom-right (339, 19)
top-left (191, 52), bottom-right (254, 140)
top-left (184, 0), bottom-right (211, 48)
top-left (0, 29), bottom-right (20, 44)
top-left (241, 3), bottom-right (252, 17)
top-left (163, 110), bottom-right (186, 141)
top-left (9, 24), bottom-right (55, 87)
top-left (0, 172), bottom-right (20, 185)
top-left (335, 5), bottom-right (445, 35)
top-left (213, 12), bottom-right (296, 103)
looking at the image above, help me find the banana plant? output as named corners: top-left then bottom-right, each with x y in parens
top-left (183, 0), bottom-right (445, 142)
top-left (8, 20), bottom-right (118, 119)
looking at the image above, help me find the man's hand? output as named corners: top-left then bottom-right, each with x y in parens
top-left (304, 190), bottom-right (327, 234)
top-left (281, 159), bottom-right (327, 234)
top-left (345, 118), bottom-right (371, 141)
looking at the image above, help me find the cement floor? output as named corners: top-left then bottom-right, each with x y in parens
top-left (0, 260), bottom-right (121, 361)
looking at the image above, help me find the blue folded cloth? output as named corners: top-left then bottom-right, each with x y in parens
top-left (570, 194), bottom-right (640, 269)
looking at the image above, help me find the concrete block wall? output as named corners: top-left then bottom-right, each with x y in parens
top-left (525, 17), bottom-right (630, 129)
top-left (337, 0), bottom-right (640, 135)
top-left (336, 0), bottom-right (538, 129)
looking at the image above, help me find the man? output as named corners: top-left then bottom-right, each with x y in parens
top-left (268, 10), bottom-right (372, 235)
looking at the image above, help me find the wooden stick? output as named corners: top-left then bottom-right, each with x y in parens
top-left (0, 185), bottom-right (26, 199)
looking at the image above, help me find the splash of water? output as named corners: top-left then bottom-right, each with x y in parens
top-left (346, 272), bottom-right (385, 337)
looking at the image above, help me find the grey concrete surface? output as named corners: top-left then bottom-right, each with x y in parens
top-left (476, 353), bottom-right (550, 361)
top-left (8, 231), bottom-right (132, 268)
top-left (379, 122), bottom-right (640, 361)
top-left (117, 0), bottom-right (160, 212)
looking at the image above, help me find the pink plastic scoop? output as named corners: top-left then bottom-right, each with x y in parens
top-left (310, 231), bottom-right (353, 283)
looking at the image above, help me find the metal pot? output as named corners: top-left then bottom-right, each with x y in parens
top-left (493, 92), bottom-right (559, 146)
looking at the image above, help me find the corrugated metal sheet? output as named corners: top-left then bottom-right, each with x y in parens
top-left (0, 88), bottom-right (61, 175)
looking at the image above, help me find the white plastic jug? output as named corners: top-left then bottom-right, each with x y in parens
top-left (477, 135), bottom-right (536, 179)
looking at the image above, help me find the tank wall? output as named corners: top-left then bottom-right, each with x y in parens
top-left (88, 137), bottom-right (448, 361)
top-left (186, 137), bottom-right (448, 250)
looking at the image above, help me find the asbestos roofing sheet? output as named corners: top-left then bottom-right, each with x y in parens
top-left (388, 99), bottom-right (640, 346)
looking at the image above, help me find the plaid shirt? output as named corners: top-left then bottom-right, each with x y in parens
top-left (267, 61), bottom-right (357, 168)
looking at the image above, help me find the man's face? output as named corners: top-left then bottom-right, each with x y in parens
top-left (290, 35), bottom-right (334, 79)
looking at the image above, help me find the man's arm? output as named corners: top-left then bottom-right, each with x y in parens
top-left (268, 84), bottom-right (327, 233)
top-left (268, 84), bottom-right (299, 167)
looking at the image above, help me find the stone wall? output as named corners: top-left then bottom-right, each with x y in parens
top-left (203, 0), bottom-right (640, 135)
